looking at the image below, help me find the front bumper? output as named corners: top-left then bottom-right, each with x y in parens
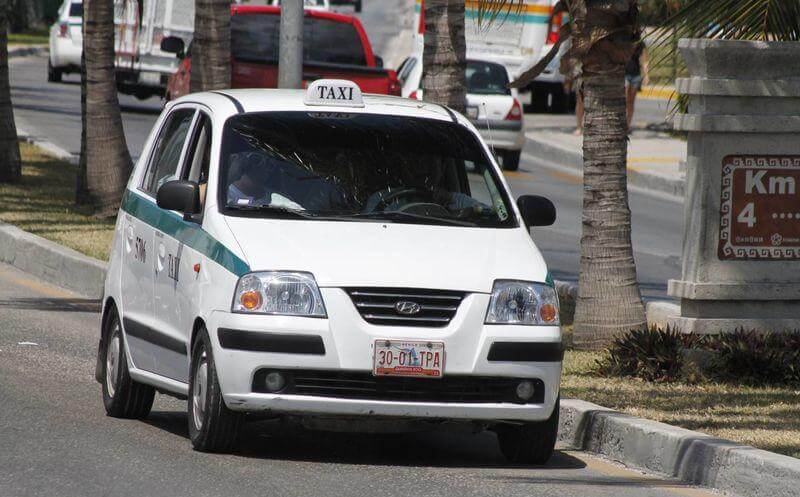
top-left (470, 119), bottom-right (525, 151)
top-left (207, 288), bottom-right (562, 422)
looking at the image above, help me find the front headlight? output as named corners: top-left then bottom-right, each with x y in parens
top-left (232, 271), bottom-right (326, 317)
top-left (485, 280), bottom-right (559, 325)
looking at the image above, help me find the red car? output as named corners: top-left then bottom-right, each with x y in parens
top-left (162, 5), bottom-right (400, 100)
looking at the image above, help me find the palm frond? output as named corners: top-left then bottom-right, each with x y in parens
top-left (471, 0), bottom-right (526, 28)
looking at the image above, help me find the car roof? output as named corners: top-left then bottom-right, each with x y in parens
top-left (171, 89), bottom-right (465, 125)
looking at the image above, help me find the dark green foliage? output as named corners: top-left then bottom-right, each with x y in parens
top-left (711, 330), bottom-right (800, 387)
top-left (595, 326), bottom-right (700, 382)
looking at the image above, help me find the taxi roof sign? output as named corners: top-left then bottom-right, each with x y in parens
top-left (304, 79), bottom-right (364, 108)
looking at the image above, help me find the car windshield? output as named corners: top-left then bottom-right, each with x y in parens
top-left (68, 2), bottom-right (83, 17)
top-left (466, 60), bottom-right (511, 95)
top-left (219, 112), bottom-right (516, 228)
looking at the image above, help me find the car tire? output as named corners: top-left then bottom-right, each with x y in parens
top-left (501, 150), bottom-right (521, 171)
top-left (47, 59), bottom-right (62, 83)
top-left (188, 326), bottom-right (243, 452)
top-left (496, 397), bottom-right (559, 465)
top-left (101, 307), bottom-right (155, 419)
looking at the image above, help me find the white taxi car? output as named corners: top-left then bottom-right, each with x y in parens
top-left (48, 0), bottom-right (83, 82)
top-left (95, 79), bottom-right (562, 464)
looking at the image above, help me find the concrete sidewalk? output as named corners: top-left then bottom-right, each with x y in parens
top-left (523, 102), bottom-right (687, 198)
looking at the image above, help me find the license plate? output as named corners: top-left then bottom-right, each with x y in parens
top-left (466, 106), bottom-right (479, 119)
top-left (373, 340), bottom-right (445, 378)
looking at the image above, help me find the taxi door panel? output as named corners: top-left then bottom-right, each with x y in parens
top-left (119, 198), bottom-right (157, 373)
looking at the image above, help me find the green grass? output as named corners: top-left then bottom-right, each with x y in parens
top-left (563, 350), bottom-right (800, 459)
top-left (0, 143), bottom-right (115, 261)
top-left (8, 30), bottom-right (49, 46)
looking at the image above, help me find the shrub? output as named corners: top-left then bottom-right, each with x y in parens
top-left (595, 326), bottom-right (700, 382)
top-left (710, 329), bottom-right (800, 386)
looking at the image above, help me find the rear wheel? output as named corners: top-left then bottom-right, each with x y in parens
top-left (188, 327), bottom-right (243, 452)
top-left (101, 307), bottom-right (155, 418)
top-left (501, 150), bottom-right (521, 171)
top-left (496, 397), bottom-right (559, 465)
top-left (47, 59), bottom-right (62, 83)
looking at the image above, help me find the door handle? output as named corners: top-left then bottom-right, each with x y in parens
top-left (156, 242), bottom-right (166, 273)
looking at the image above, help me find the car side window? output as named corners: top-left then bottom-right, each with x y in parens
top-left (141, 108), bottom-right (196, 196)
top-left (398, 57), bottom-right (416, 85)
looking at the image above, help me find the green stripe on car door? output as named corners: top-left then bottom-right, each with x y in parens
top-left (121, 190), bottom-right (250, 277)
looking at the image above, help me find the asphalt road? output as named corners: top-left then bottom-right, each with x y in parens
top-left (9, 46), bottom-right (681, 299)
top-left (0, 262), bottom-right (715, 497)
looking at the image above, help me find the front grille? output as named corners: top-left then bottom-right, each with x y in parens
top-left (345, 287), bottom-right (466, 327)
top-left (252, 369), bottom-right (545, 404)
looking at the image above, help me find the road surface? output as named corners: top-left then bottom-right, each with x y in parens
top-left (9, 52), bottom-right (681, 300)
top-left (0, 262), bottom-right (712, 497)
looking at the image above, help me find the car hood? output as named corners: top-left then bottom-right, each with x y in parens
top-left (223, 217), bottom-right (548, 293)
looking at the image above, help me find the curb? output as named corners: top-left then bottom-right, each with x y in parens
top-left (523, 134), bottom-right (686, 199)
top-left (0, 221), bottom-right (107, 298)
top-left (559, 398), bottom-right (800, 497)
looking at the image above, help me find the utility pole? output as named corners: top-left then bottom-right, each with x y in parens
top-left (278, 0), bottom-right (303, 89)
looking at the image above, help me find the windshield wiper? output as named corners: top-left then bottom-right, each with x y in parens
top-left (334, 211), bottom-right (477, 227)
top-left (226, 204), bottom-right (314, 219)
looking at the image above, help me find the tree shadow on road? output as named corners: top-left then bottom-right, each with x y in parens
top-left (0, 297), bottom-right (100, 313)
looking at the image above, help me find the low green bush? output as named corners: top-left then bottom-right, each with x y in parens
top-left (711, 329), bottom-right (800, 386)
top-left (595, 327), bottom-right (700, 382)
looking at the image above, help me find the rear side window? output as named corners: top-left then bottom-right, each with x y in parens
top-left (466, 60), bottom-right (511, 95)
top-left (68, 3), bottom-right (83, 17)
top-left (142, 109), bottom-right (195, 195)
top-left (231, 13), bottom-right (366, 66)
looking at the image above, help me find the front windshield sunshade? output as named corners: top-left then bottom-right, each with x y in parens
top-left (219, 111), bottom-right (516, 228)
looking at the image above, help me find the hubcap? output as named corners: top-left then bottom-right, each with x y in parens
top-left (192, 353), bottom-right (208, 431)
top-left (106, 325), bottom-right (121, 398)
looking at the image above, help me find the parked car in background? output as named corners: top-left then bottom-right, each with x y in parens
top-left (330, 0), bottom-right (362, 13)
top-left (271, 0), bottom-right (330, 10)
top-left (114, 0), bottom-right (195, 100)
top-left (48, 0), bottom-right (83, 82)
top-left (413, 0), bottom-right (573, 113)
top-left (163, 5), bottom-right (400, 100)
top-left (399, 55), bottom-right (525, 171)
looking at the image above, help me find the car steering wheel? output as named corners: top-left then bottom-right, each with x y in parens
top-left (371, 188), bottom-right (437, 212)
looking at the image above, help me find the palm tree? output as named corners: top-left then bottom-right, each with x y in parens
top-left (421, 0), bottom-right (467, 114)
top-left (79, 0), bottom-right (133, 217)
top-left (0, 2), bottom-right (21, 183)
top-left (484, 0), bottom-right (647, 348)
top-left (191, 0), bottom-right (231, 92)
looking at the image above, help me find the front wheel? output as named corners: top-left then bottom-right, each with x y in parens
top-left (495, 397), bottom-right (559, 465)
top-left (188, 327), bottom-right (243, 452)
top-left (500, 150), bottom-right (521, 171)
top-left (101, 307), bottom-right (155, 418)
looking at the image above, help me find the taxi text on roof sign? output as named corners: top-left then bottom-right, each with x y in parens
top-left (304, 79), bottom-right (365, 108)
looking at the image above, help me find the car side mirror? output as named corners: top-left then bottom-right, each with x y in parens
top-left (157, 180), bottom-right (200, 217)
top-left (517, 195), bottom-right (556, 227)
top-left (160, 36), bottom-right (185, 58)
top-left (374, 56), bottom-right (384, 69)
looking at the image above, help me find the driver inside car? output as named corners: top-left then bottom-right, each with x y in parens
top-left (227, 152), bottom-right (302, 209)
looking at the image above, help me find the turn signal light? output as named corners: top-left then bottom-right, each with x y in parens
top-left (539, 303), bottom-right (558, 323)
top-left (240, 290), bottom-right (262, 311)
top-left (58, 22), bottom-right (70, 38)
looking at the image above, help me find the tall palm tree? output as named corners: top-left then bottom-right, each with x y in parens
top-left (80, 0), bottom-right (133, 217)
top-left (421, 0), bottom-right (467, 114)
top-left (191, 0), bottom-right (231, 92)
top-left (484, 0), bottom-right (647, 348)
top-left (0, 1), bottom-right (21, 184)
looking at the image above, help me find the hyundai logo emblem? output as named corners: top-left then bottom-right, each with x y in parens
top-left (395, 301), bottom-right (421, 315)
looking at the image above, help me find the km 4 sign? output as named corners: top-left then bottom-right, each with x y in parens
top-left (719, 155), bottom-right (800, 260)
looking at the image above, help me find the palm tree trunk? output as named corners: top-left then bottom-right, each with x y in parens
top-left (191, 0), bottom-right (231, 93)
top-left (421, 0), bottom-right (466, 114)
top-left (572, 54), bottom-right (647, 349)
top-left (82, 0), bottom-right (133, 217)
top-left (0, 2), bottom-right (21, 183)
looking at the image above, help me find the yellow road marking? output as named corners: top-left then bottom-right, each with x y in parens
top-left (638, 86), bottom-right (677, 101)
top-left (565, 450), bottom-right (719, 497)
